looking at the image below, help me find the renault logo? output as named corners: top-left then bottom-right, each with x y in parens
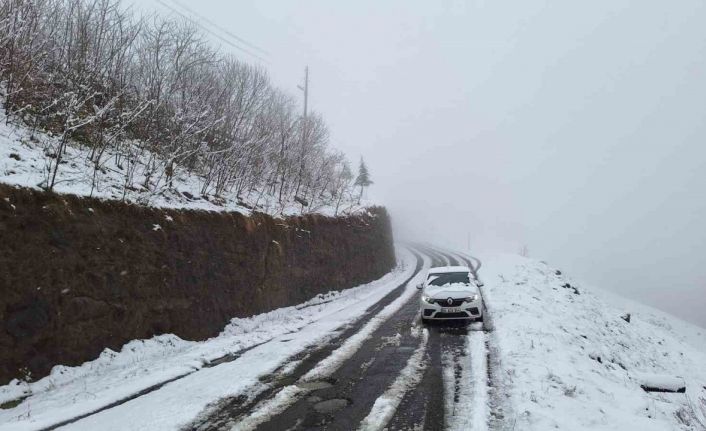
top-left (446, 297), bottom-right (453, 305)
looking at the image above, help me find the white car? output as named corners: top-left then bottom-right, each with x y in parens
top-left (417, 266), bottom-right (483, 322)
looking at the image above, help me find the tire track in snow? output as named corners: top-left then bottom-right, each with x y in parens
top-left (356, 327), bottom-right (430, 431)
top-left (191, 250), bottom-right (434, 431)
top-left (386, 322), bottom-right (446, 431)
top-left (444, 331), bottom-right (489, 431)
top-left (389, 250), bottom-right (488, 431)
top-left (383, 249), bottom-right (468, 431)
top-left (249, 292), bottom-right (428, 431)
top-left (188, 250), bottom-right (426, 430)
top-left (455, 252), bottom-right (513, 430)
top-left (467, 332), bottom-right (489, 431)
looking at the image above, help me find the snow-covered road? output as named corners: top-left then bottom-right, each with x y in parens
top-left (0, 246), bottom-right (495, 431)
top-left (3, 247), bottom-right (704, 431)
top-left (181, 247), bottom-right (491, 431)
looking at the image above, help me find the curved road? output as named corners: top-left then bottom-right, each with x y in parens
top-left (44, 246), bottom-right (489, 431)
top-left (186, 246), bottom-right (488, 431)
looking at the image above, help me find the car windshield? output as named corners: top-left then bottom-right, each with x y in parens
top-left (427, 272), bottom-right (470, 286)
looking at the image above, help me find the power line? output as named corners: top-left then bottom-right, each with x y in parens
top-left (154, 0), bottom-right (267, 62)
top-left (153, 0), bottom-right (269, 64)
top-left (169, 0), bottom-right (269, 57)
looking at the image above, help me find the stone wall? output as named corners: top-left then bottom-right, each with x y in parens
top-left (0, 184), bottom-right (395, 384)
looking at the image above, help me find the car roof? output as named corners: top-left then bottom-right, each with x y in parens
top-left (427, 265), bottom-right (471, 274)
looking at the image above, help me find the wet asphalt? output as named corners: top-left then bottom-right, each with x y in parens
top-left (188, 247), bottom-right (482, 431)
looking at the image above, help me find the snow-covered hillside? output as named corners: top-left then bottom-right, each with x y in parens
top-left (479, 253), bottom-right (706, 430)
top-left (0, 107), bottom-right (367, 217)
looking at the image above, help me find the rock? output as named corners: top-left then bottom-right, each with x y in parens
top-left (49, 229), bottom-right (70, 249)
top-left (621, 313), bottom-right (631, 323)
top-left (65, 296), bottom-right (111, 323)
top-left (5, 300), bottom-right (50, 339)
top-left (562, 283), bottom-right (580, 295)
top-left (635, 373), bottom-right (686, 393)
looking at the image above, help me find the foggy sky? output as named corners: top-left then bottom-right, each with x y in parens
top-left (139, 0), bottom-right (706, 328)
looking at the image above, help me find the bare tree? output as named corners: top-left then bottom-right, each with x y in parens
top-left (0, 0), bottom-right (361, 212)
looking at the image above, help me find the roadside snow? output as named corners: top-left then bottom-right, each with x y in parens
top-left (0, 249), bottom-right (417, 431)
top-left (467, 332), bottom-right (489, 431)
top-left (445, 331), bottom-right (489, 431)
top-left (478, 253), bottom-right (706, 431)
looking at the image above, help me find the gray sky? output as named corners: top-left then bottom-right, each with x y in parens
top-left (139, 0), bottom-right (706, 328)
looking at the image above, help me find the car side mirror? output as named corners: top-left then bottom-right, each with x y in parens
top-left (476, 280), bottom-right (484, 287)
top-left (416, 283), bottom-right (423, 290)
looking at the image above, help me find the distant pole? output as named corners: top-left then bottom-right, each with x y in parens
top-left (296, 66), bottom-right (309, 213)
top-left (298, 66), bottom-right (309, 119)
top-left (304, 66), bottom-right (308, 117)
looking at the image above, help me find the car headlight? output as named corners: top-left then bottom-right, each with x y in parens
top-left (463, 294), bottom-right (479, 302)
top-left (421, 294), bottom-right (433, 303)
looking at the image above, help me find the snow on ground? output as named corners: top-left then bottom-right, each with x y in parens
top-left (478, 253), bottom-right (706, 431)
top-left (0, 249), bottom-right (417, 431)
top-left (444, 331), bottom-right (489, 431)
top-left (0, 104), bottom-right (368, 217)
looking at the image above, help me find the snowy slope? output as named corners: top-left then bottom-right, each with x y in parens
top-left (0, 105), bottom-right (370, 217)
top-left (479, 253), bottom-right (706, 431)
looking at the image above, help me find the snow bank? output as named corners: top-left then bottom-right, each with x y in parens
top-left (479, 253), bottom-right (706, 431)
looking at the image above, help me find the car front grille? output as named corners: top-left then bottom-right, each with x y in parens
top-left (431, 298), bottom-right (465, 307)
top-left (434, 312), bottom-right (470, 319)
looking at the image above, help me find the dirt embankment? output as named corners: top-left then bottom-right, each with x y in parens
top-left (0, 184), bottom-right (395, 384)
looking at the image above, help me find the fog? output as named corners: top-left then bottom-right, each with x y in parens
top-left (141, 0), bottom-right (706, 328)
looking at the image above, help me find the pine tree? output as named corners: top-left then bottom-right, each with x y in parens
top-left (354, 157), bottom-right (373, 204)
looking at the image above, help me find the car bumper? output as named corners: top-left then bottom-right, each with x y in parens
top-left (420, 301), bottom-right (483, 320)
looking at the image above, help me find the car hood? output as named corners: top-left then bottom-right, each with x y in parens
top-left (424, 282), bottom-right (479, 298)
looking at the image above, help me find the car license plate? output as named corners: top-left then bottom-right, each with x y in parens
top-left (441, 307), bottom-right (461, 313)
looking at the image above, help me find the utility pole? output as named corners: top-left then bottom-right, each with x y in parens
top-left (297, 66), bottom-right (308, 119)
top-left (295, 66), bottom-right (309, 213)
